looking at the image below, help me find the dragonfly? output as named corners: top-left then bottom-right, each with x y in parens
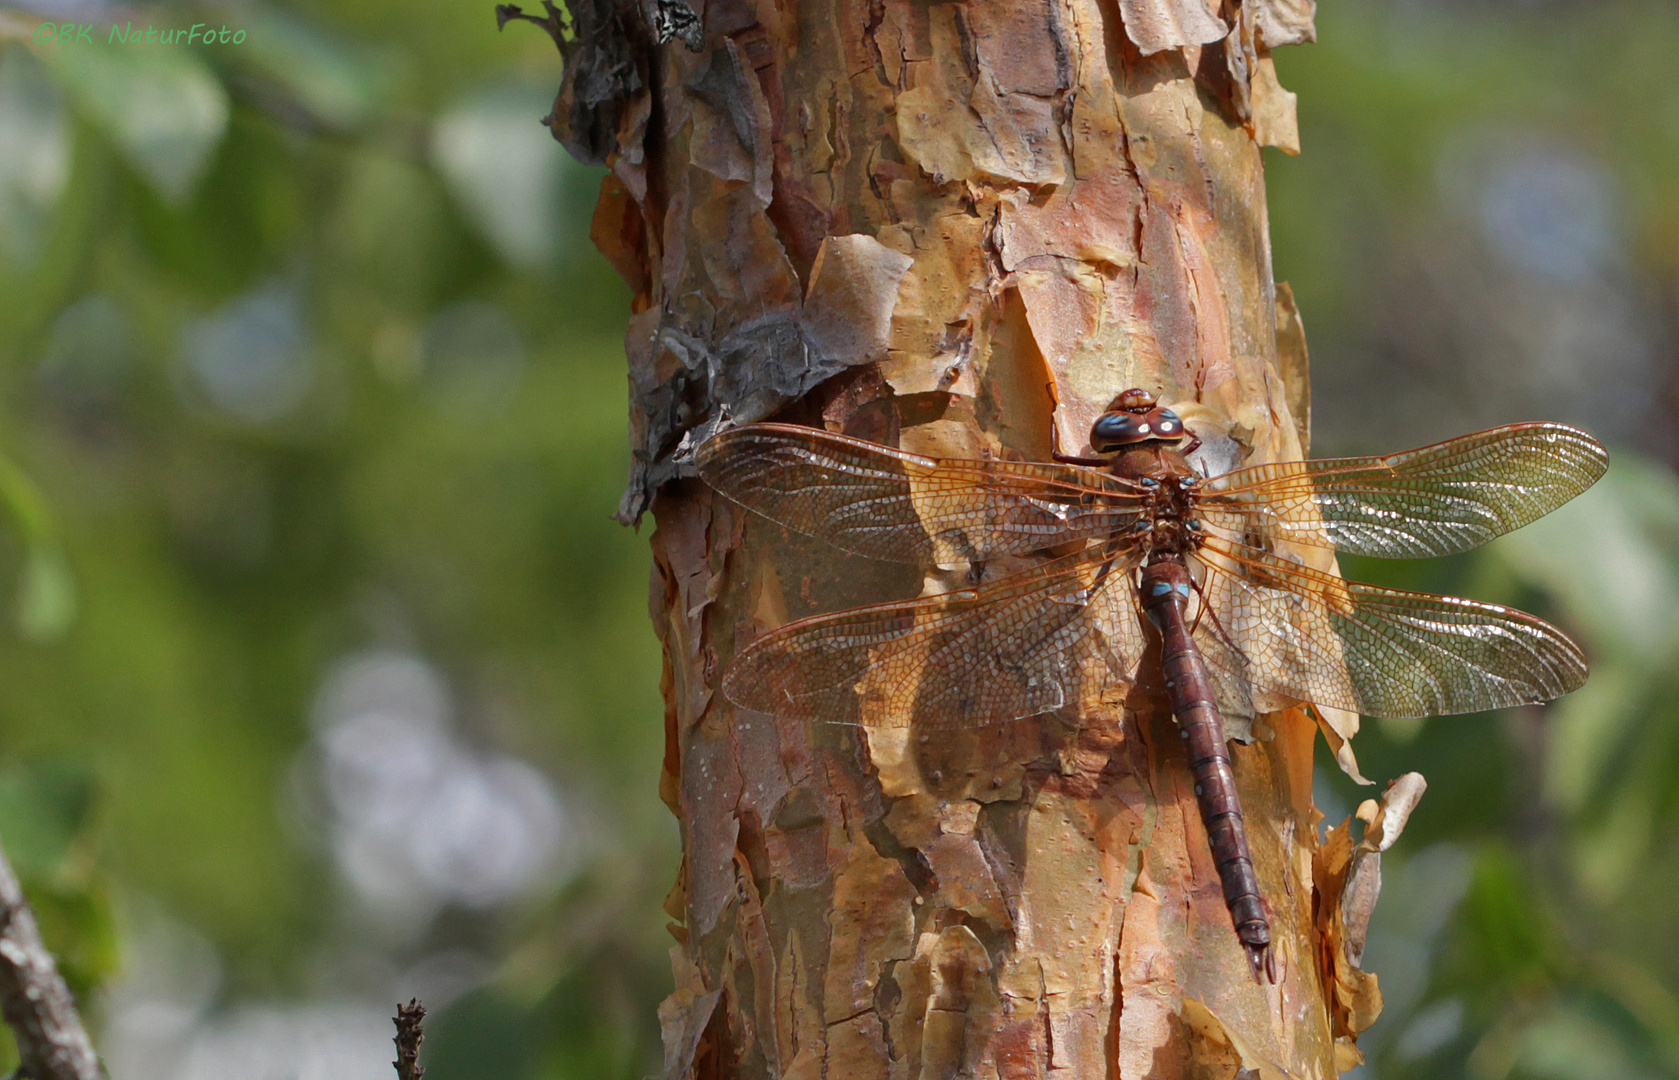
top-left (695, 388), bottom-right (1606, 983)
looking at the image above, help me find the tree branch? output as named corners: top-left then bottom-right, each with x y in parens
top-left (0, 840), bottom-right (99, 1080)
top-left (393, 998), bottom-right (426, 1080)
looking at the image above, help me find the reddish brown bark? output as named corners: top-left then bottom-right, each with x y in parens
top-left (531, 0), bottom-right (1396, 1074)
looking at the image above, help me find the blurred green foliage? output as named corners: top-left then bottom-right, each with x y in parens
top-left (1276, 3), bottom-right (1679, 1078)
top-left (0, 0), bottom-right (1674, 1077)
top-left (0, 1), bottom-right (667, 1075)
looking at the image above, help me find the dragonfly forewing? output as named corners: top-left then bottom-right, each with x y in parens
top-left (697, 424), bottom-right (1148, 566)
top-left (1197, 423), bottom-right (1609, 559)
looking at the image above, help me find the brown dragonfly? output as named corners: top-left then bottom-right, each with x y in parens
top-left (696, 388), bottom-right (1606, 982)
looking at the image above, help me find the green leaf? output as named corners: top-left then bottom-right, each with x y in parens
top-left (16, 545), bottom-right (75, 644)
top-left (1458, 845), bottom-right (1554, 988)
top-left (431, 82), bottom-right (574, 268)
top-left (0, 452), bottom-right (74, 642)
top-left (1494, 456), bottom-right (1679, 669)
top-left (233, 5), bottom-right (390, 129)
top-left (0, 46), bottom-right (70, 265)
top-left (28, 880), bottom-right (118, 1001)
top-left (0, 761), bottom-right (95, 882)
top-left (1514, 1001), bottom-right (1661, 1080)
top-left (42, 40), bottom-right (229, 202)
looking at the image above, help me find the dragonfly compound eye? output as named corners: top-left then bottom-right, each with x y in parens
top-left (1092, 405), bottom-right (1190, 451)
top-left (1149, 409), bottom-right (1185, 439)
top-left (1092, 411), bottom-right (1140, 448)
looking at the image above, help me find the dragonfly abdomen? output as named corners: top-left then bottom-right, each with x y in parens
top-left (1142, 558), bottom-right (1276, 984)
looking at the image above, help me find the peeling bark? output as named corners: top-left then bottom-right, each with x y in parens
top-left (526, 0), bottom-right (1393, 1075)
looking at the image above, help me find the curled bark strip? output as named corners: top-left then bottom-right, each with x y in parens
top-left (647, 0), bottom-right (703, 50)
top-left (1255, 0), bottom-right (1318, 49)
top-left (498, 0), bottom-right (651, 167)
top-left (1315, 774), bottom-right (1428, 1066)
top-left (1119, 0), bottom-right (1229, 55)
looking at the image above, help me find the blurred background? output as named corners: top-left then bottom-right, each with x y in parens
top-left (0, 0), bottom-right (1672, 1077)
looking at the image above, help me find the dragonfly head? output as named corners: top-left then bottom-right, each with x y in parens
top-left (1109, 388), bottom-right (1157, 412)
top-left (1091, 389), bottom-right (1188, 453)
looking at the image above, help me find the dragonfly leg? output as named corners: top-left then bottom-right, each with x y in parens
top-left (1186, 568), bottom-right (1210, 635)
top-left (1185, 570), bottom-right (1242, 658)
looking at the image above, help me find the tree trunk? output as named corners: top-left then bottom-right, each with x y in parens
top-left (537, 0), bottom-right (1387, 1075)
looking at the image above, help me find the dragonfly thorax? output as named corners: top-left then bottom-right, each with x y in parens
top-left (1134, 478), bottom-right (1205, 560)
top-left (1104, 427), bottom-right (1204, 557)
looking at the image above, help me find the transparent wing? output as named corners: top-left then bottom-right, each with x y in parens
top-left (1196, 423), bottom-right (1608, 558)
top-left (723, 543), bottom-right (1149, 728)
top-left (696, 424), bottom-right (1147, 565)
top-left (1188, 534), bottom-right (1587, 720)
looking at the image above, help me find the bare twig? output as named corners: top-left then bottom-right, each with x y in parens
top-left (494, 2), bottom-right (567, 42)
top-left (0, 840), bottom-right (100, 1080)
top-left (393, 998), bottom-right (426, 1080)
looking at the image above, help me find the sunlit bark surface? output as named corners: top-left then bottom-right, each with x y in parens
top-left (547, 0), bottom-right (1388, 1075)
